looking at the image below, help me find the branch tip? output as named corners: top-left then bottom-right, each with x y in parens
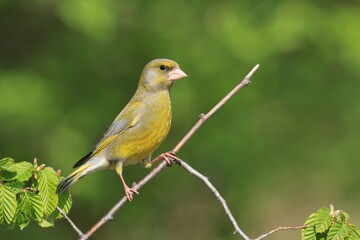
top-left (245, 64), bottom-right (260, 80)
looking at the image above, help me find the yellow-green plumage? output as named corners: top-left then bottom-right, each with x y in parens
top-left (109, 90), bottom-right (172, 167)
top-left (57, 59), bottom-right (187, 201)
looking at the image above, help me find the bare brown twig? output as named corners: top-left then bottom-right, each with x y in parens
top-left (179, 160), bottom-right (250, 239)
top-left (253, 225), bottom-right (307, 240)
top-left (172, 64), bottom-right (258, 153)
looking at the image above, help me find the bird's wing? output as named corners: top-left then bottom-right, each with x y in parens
top-left (73, 100), bottom-right (142, 168)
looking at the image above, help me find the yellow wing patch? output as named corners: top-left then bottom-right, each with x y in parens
top-left (92, 135), bottom-right (118, 156)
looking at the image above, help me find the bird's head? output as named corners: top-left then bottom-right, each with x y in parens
top-left (139, 59), bottom-right (187, 92)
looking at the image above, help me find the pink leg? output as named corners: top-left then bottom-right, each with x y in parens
top-left (116, 164), bottom-right (139, 202)
top-left (150, 151), bottom-right (181, 166)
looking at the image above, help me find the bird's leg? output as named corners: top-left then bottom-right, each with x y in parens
top-left (115, 163), bottom-right (139, 202)
top-left (150, 151), bottom-right (181, 167)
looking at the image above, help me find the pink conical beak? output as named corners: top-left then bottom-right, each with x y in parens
top-left (169, 67), bottom-right (187, 81)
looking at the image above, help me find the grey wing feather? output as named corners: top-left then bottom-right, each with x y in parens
top-left (73, 118), bottom-right (130, 168)
top-left (102, 118), bottom-right (130, 137)
top-left (73, 99), bottom-right (142, 168)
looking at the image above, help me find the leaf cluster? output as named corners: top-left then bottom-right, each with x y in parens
top-left (302, 206), bottom-right (360, 240)
top-left (0, 157), bottom-right (72, 229)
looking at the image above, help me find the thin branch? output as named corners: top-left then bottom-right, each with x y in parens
top-left (173, 64), bottom-right (259, 153)
top-left (253, 225), bottom-right (307, 240)
top-left (80, 162), bottom-right (166, 240)
top-left (78, 64), bottom-right (259, 240)
top-left (56, 206), bottom-right (84, 238)
top-left (179, 160), bottom-right (250, 240)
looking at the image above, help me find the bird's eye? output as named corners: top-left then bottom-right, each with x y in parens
top-left (159, 65), bottom-right (166, 71)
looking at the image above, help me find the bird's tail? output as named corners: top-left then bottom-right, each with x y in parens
top-left (57, 163), bottom-right (91, 194)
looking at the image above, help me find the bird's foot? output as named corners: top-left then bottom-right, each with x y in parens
top-left (151, 151), bottom-right (181, 167)
top-left (124, 185), bottom-right (139, 202)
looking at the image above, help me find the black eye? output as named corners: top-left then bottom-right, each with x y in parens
top-left (159, 65), bottom-right (166, 71)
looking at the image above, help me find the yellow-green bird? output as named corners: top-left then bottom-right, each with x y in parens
top-left (57, 59), bottom-right (187, 201)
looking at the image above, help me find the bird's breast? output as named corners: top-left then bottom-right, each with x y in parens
top-left (114, 91), bottom-right (172, 165)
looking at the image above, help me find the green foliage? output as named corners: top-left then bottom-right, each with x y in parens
top-left (0, 184), bottom-right (16, 224)
top-left (302, 206), bottom-right (360, 240)
top-left (0, 157), bottom-right (72, 229)
top-left (37, 167), bottom-right (59, 215)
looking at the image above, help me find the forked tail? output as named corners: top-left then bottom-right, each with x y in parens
top-left (56, 164), bottom-right (91, 194)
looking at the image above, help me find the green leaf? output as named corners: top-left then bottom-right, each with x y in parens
top-left (38, 217), bottom-right (54, 228)
top-left (13, 198), bottom-right (31, 228)
top-left (0, 158), bottom-right (13, 165)
top-left (0, 184), bottom-right (17, 224)
top-left (37, 167), bottom-right (59, 215)
top-left (315, 207), bottom-right (332, 233)
top-left (327, 220), bottom-right (350, 240)
top-left (18, 220), bottom-right (30, 230)
top-left (4, 181), bottom-right (24, 194)
top-left (12, 201), bottom-right (31, 230)
top-left (302, 225), bottom-right (316, 240)
top-left (0, 160), bottom-right (33, 182)
top-left (23, 191), bottom-right (44, 221)
top-left (304, 212), bottom-right (317, 227)
top-left (0, 158), bottom-right (14, 168)
top-left (44, 190), bottom-right (72, 227)
top-left (13, 191), bottom-right (44, 229)
top-left (349, 225), bottom-right (360, 240)
top-left (0, 171), bottom-right (17, 181)
top-left (13, 162), bottom-right (33, 181)
top-left (0, 158), bottom-right (17, 172)
top-left (55, 190), bottom-right (72, 219)
top-left (340, 211), bottom-right (350, 224)
top-left (302, 213), bottom-right (317, 240)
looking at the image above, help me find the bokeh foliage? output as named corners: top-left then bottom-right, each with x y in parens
top-left (0, 0), bottom-right (359, 239)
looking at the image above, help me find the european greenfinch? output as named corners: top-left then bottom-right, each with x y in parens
top-left (57, 59), bottom-right (187, 201)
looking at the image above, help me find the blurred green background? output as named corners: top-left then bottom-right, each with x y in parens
top-left (1, 0), bottom-right (360, 239)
